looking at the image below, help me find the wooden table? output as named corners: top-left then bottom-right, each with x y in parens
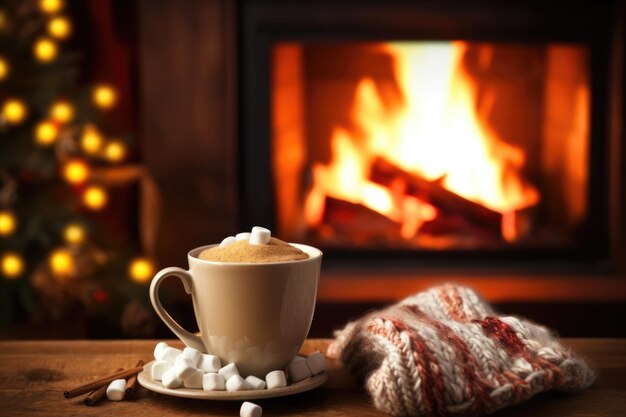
top-left (0, 339), bottom-right (624, 416)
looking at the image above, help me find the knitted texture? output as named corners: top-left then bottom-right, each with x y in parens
top-left (328, 284), bottom-right (595, 416)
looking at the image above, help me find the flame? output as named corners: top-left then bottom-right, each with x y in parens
top-left (305, 128), bottom-right (396, 221)
top-left (305, 41), bottom-right (540, 239)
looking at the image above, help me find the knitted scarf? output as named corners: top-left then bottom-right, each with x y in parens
top-left (327, 284), bottom-right (595, 416)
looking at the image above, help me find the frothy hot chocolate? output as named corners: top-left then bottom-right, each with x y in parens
top-left (199, 237), bottom-right (309, 263)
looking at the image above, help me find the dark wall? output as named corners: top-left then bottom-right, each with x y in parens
top-left (138, 0), bottom-right (238, 268)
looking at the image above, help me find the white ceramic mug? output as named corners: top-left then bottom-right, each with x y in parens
top-left (150, 243), bottom-right (322, 377)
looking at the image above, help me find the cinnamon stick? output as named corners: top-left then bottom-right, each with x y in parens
top-left (63, 365), bottom-right (144, 399)
top-left (125, 360), bottom-right (145, 394)
top-left (83, 368), bottom-right (123, 406)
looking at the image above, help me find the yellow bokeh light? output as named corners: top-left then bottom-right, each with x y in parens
top-left (1, 252), bottom-right (24, 278)
top-left (2, 99), bottom-right (27, 124)
top-left (0, 57), bottom-right (8, 80)
top-left (0, 211), bottom-right (17, 236)
top-left (34, 38), bottom-right (58, 63)
top-left (129, 258), bottom-right (154, 283)
top-left (63, 223), bottom-right (86, 244)
top-left (63, 160), bottom-right (89, 184)
top-left (50, 100), bottom-right (74, 123)
top-left (39, 0), bottom-right (63, 14)
top-left (92, 84), bottom-right (117, 109)
top-left (81, 126), bottom-right (103, 154)
top-left (34, 120), bottom-right (58, 145)
top-left (49, 248), bottom-right (73, 278)
top-left (83, 186), bottom-right (108, 210)
top-left (48, 16), bottom-right (72, 39)
top-left (104, 140), bottom-right (126, 163)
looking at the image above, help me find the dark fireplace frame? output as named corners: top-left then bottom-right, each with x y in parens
top-left (240, 0), bottom-right (625, 269)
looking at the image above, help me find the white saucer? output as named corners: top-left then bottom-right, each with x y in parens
top-left (138, 360), bottom-right (328, 400)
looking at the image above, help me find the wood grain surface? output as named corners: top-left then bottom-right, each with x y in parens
top-left (0, 339), bottom-right (624, 416)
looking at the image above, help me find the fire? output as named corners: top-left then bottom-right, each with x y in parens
top-left (305, 128), bottom-right (396, 222)
top-left (305, 41), bottom-right (540, 239)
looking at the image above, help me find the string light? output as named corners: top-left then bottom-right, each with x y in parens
top-left (50, 100), bottom-right (74, 123)
top-left (62, 159), bottom-right (89, 184)
top-left (80, 126), bottom-right (103, 155)
top-left (48, 16), bottom-right (72, 39)
top-left (104, 140), bottom-right (127, 162)
top-left (2, 99), bottom-right (27, 124)
top-left (49, 248), bottom-right (73, 278)
top-left (33, 37), bottom-right (58, 62)
top-left (39, 0), bottom-right (63, 14)
top-left (34, 120), bottom-right (59, 145)
top-left (1, 252), bottom-right (24, 278)
top-left (129, 258), bottom-right (154, 283)
top-left (92, 84), bottom-right (117, 109)
top-left (83, 186), bottom-right (108, 210)
top-left (0, 56), bottom-right (8, 80)
top-left (0, 211), bottom-right (17, 236)
top-left (63, 223), bottom-right (86, 244)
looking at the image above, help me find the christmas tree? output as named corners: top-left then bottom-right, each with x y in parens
top-left (0, 0), bottom-right (155, 337)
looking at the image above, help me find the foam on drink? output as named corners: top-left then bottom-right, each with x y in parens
top-left (199, 237), bottom-right (308, 263)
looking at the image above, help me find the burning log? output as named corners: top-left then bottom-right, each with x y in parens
top-left (319, 196), bottom-right (402, 243)
top-left (370, 157), bottom-right (503, 237)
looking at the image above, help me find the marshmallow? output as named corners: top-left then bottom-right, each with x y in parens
top-left (154, 341), bottom-right (169, 361)
top-left (306, 351), bottom-right (327, 375)
top-left (218, 363), bottom-right (239, 381)
top-left (161, 347), bottom-right (182, 363)
top-left (220, 236), bottom-right (237, 248)
top-left (249, 226), bottom-right (271, 245)
top-left (198, 353), bottom-right (221, 373)
top-left (175, 354), bottom-right (189, 364)
top-left (150, 360), bottom-right (171, 381)
top-left (240, 401), bottom-right (263, 417)
top-left (181, 346), bottom-right (202, 366)
top-left (174, 357), bottom-right (197, 380)
top-left (106, 379), bottom-right (126, 401)
top-left (202, 372), bottom-right (225, 391)
top-left (288, 358), bottom-right (312, 382)
top-left (162, 368), bottom-right (182, 389)
top-left (265, 370), bottom-right (287, 389)
top-left (235, 232), bottom-right (251, 241)
top-left (245, 375), bottom-right (266, 390)
top-left (183, 369), bottom-right (204, 389)
top-left (226, 375), bottom-right (251, 391)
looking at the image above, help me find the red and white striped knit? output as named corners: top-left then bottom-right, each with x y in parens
top-left (328, 284), bottom-right (595, 416)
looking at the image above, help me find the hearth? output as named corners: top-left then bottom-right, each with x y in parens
top-left (241, 0), bottom-right (623, 266)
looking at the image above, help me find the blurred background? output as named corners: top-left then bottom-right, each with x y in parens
top-left (0, 0), bottom-right (152, 339)
top-left (1, 0), bottom-right (625, 340)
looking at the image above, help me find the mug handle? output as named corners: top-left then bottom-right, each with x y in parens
top-left (150, 267), bottom-right (205, 352)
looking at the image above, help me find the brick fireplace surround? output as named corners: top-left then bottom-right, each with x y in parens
top-left (137, 0), bottom-right (626, 337)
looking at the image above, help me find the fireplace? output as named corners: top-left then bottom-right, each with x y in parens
top-left (272, 41), bottom-right (589, 252)
top-left (241, 0), bottom-right (619, 264)
top-left (136, 0), bottom-right (626, 337)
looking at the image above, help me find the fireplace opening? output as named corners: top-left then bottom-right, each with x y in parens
top-left (271, 41), bottom-right (594, 254)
